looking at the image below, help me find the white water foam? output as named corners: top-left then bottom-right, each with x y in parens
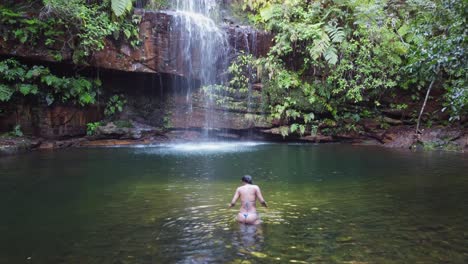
top-left (132, 141), bottom-right (268, 154)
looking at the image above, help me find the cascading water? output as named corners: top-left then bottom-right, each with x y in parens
top-left (168, 0), bottom-right (230, 136)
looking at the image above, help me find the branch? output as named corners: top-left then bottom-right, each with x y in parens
top-left (415, 78), bottom-right (435, 135)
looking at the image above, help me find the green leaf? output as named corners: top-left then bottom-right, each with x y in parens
top-left (260, 5), bottom-right (275, 22)
top-left (46, 94), bottom-right (55, 105)
top-left (325, 25), bottom-right (345, 43)
top-left (324, 46), bottom-right (338, 65)
top-left (279, 126), bottom-right (289, 138)
top-left (290, 123), bottom-right (299, 133)
top-left (304, 113), bottom-right (315, 123)
top-left (299, 125), bottom-right (306, 136)
top-left (0, 84), bottom-right (14, 102)
top-left (111, 0), bottom-right (133, 17)
top-left (18, 84), bottom-right (38, 95)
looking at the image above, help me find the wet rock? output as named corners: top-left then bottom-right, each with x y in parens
top-left (0, 136), bottom-right (41, 155)
top-left (95, 122), bottom-right (141, 139)
top-left (336, 236), bottom-right (354, 243)
top-left (300, 134), bottom-right (335, 143)
top-left (383, 116), bottom-right (403, 125)
top-left (79, 139), bottom-right (152, 147)
top-left (93, 121), bottom-right (161, 140)
top-left (360, 118), bottom-right (380, 131)
top-left (250, 251), bottom-right (268, 258)
top-left (454, 134), bottom-right (468, 150)
top-left (0, 103), bottom-right (102, 139)
top-left (38, 141), bottom-right (55, 149)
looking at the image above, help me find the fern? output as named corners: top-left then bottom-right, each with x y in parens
top-left (324, 46), bottom-right (338, 65)
top-left (325, 24), bottom-right (345, 43)
top-left (0, 84), bottom-right (14, 102)
top-left (309, 31), bottom-right (330, 60)
top-left (111, 0), bottom-right (133, 17)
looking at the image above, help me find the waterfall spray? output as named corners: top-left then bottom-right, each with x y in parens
top-left (168, 0), bottom-right (229, 136)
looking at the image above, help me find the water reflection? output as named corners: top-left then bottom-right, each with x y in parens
top-left (0, 145), bottom-right (467, 263)
top-left (234, 224), bottom-right (264, 251)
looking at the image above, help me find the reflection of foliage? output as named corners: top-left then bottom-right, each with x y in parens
top-left (0, 58), bottom-right (100, 106)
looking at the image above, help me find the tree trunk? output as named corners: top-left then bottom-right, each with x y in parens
top-left (415, 79), bottom-right (435, 136)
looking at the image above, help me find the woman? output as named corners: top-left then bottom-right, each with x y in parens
top-left (229, 175), bottom-right (268, 225)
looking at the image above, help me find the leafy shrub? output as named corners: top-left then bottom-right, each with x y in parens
top-left (86, 122), bottom-right (101, 136)
top-left (1, 1), bottom-right (141, 64)
top-left (233, 0), bottom-right (466, 136)
top-left (10, 124), bottom-right (23, 137)
top-left (0, 58), bottom-right (100, 106)
top-left (105, 94), bottom-right (127, 117)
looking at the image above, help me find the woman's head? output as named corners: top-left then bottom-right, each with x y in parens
top-left (241, 175), bottom-right (253, 184)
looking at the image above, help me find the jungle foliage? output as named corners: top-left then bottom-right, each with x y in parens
top-left (232, 0), bottom-right (467, 136)
top-left (0, 58), bottom-right (100, 106)
top-left (203, 53), bottom-right (262, 112)
top-left (0, 0), bottom-right (141, 63)
top-left (0, 1), bottom-right (139, 127)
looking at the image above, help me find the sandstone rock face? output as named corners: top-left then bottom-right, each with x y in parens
top-left (0, 104), bottom-right (102, 139)
top-left (169, 91), bottom-right (270, 131)
top-left (0, 9), bottom-right (273, 81)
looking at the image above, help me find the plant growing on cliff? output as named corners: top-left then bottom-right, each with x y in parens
top-left (10, 125), bottom-right (23, 137)
top-left (239, 0), bottom-right (466, 137)
top-left (144, 0), bottom-right (169, 9)
top-left (0, 1), bottom-right (142, 64)
top-left (202, 53), bottom-right (262, 112)
top-left (400, 0), bottom-right (467, 129)
top-left (0, 58), bottom-right (100, 106)
top-left (86, 121), bottom-right (101, 136)
top-left (0, 5), bottom-right (64, 48)
top-left (111, 0), bottom-right (134, 17)
top-left (105, 94), bottom-right (127, 117)
top-left (40, 0), bottom-right (142, 62)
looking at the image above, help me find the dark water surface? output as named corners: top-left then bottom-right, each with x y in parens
top-left (0, 143), bottom-right (467, 263)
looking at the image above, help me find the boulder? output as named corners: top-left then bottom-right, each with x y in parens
top-left (93, 121), bottom-right (163, 140)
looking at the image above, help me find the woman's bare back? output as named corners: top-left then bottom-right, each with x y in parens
top-left (230, 182), bottom-right (267, 225)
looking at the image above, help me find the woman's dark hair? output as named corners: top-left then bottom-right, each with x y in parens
top-left (241, 175), bottom-right (253, 184)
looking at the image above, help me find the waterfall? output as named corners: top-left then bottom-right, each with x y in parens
top-left (167, 0), bottom-right (230, 135)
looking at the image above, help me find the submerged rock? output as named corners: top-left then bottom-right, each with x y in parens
top-left (336, 236), bottom-right (354, 243)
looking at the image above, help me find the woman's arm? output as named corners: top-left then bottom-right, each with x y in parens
top-left (229, 188), bottom-right (240, 208)
top-left (256, 186), bottom-right (268, 207)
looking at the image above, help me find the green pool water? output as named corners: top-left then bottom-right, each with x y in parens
top-left (0, 143), bottom-right (467, 263)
